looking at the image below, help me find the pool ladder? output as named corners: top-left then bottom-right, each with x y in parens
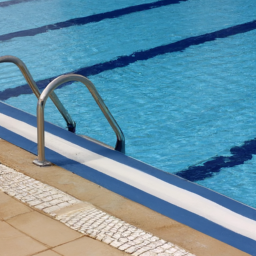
top-left (0, 55), bottom-right (76, 132)
top-left (0, 56), bottom-right (125, 166)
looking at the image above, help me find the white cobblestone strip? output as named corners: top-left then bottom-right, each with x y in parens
top-left (0, 164), bottom-right (195, 256)
top-left (0, 164), bottom-right (80, 216)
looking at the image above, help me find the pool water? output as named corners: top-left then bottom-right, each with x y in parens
top-left (1, 0), bottom-right (256, 208)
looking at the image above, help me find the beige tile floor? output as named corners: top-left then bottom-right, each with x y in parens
top-left (0, 191), bottom-right (129, 256)
top-left (0, 139), bottom-right (251, 256)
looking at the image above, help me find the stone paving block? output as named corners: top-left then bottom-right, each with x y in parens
top-left (0, 221), bottom-right (46, 256)
top-left (166, 247), bottom-right (178, 254)
top-left (119, 242), bottom-right (133, 251)
top-left (140, 251), bottom-right (158, 256)
top-left (35, 202), bottom-right (52, 210)
top-left (173, 251), bottom-right (187, 256)
top-left (125, 246), bottom-right (138, 254)
top-left (132, 246), bottom-right (151, 256)
top-left (111, 239), bottom-right (127, 248)
top-left (102, 236), bottom-right (115, 244)
top-left (53, 236), bottom-right (129, 256)
top-left (151, 247), bottom-right (165, 254)
top-left (7, 211), bottom-right (82, 247)
top-left (33, 250), bottom-right (61, 256)
top-left (0, 191), bottom-right (31, 220)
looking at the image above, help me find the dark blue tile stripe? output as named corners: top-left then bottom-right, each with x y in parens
top-left (1, 101), bottom-right (256, 223)
top-left (1, 19), bottom-right (256, 101)
top-left (175, 138), bottom-right (256, 182)
top-left (0, 0), bottom-right (35, 7)
top-left (1, 102), bottom-right (256, 255)
top-left (0, 0), bottom-right (186, 41)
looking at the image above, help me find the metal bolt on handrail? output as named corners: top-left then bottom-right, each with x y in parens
top-left (0, 55), bottom-right (76, 132)
top-left (33, 74), bottom-right (125, 167)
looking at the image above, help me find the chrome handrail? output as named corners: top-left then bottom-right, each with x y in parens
top-left (0, 55), bottom-right (76, 132)
top-left (33, 74), bottom-right (125, 166)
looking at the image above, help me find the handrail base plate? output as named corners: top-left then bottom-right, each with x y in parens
top-left (33, 159), bottom-right (52, 167)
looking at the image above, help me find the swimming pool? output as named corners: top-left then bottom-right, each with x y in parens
top-left (1, 0), bottom-right (256, 209)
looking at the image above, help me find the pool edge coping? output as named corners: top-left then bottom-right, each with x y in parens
top-left (1, 103), bottom-right (256, 255)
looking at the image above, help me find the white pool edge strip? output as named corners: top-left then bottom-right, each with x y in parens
top-left (1, 113), bottom-right (256, 241)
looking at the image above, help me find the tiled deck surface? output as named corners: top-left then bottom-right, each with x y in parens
top-left (0, 139), bottom-right (250, 256)
top-left (0, 190), bottom-right (129, 256)
top-left (0, 163), bottom-right (194, 256)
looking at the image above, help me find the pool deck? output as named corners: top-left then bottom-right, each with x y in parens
top-left (0, 190), bottom-right (128, 256)
top-left (0, 139), bottom-right (250, 256)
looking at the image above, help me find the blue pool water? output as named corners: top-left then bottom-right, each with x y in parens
top-left (1, 0), bottom-right (256, 208)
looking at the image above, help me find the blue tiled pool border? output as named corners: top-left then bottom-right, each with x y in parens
top-left (1, 101), bottom-right (256, 255)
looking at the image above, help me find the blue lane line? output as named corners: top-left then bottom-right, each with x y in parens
top-left (0, 0), bottom-right (36, 7)
top-left (175, 138), bottom-right (256, 182)
top-left (1, 102), bottom-right (256, 255)
top-left (0, 0), bottom-right (186, 41)
top-left (1, 19), bottom-right (256, 101)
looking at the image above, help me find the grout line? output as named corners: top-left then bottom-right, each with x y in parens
top-left (5, 219), bottom-right (51, 249)
top-left (30, 248), bottom-right (64, 256)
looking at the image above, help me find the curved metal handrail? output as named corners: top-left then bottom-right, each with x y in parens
top-left (33, 74), bottom-right (125, 166)
top-left (0, 55), bottom-right (76, 132)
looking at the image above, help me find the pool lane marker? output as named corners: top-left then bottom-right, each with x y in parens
top-left (0, 0), bottom-right (186, 40)
top-left (0, 0), bottom-right (35, 8)
top-left (1, 19), bottom-right (256, 101)
top-left (175, 137), bottom-right (256, 182)
top-left (0, 164), bottom-right (195, 256)
top-left (1, 112), bottom-right (256, 243)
